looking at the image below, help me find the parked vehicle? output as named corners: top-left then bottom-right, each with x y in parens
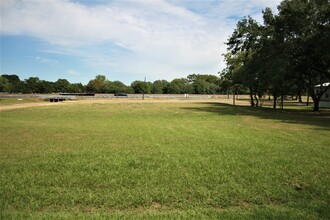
top-left (114, 93), bottom-right (128, 97)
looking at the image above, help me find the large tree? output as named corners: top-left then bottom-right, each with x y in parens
top-left (86, 75), bottom-right (107, 93)
top-left (222, 0), bottom-right (330, 111)
top-left (131, 80), bottom-right (152, 94)
top-left (152, 80), bottom-right (169, 94)
top-left (0, 75), bottom-right (11, 92)
top-left (187, 74), bottom-right (220, 94)
top-left (165, 78), bottom-right (194, 94)
top-left (1, 74), bottom-right (25, 93)
top-left (276, 0), bottom-right (330, 111)
top-left (225, 16), bottom-right (266, 106)
top-left (54, 79), bottom-right (71, 93)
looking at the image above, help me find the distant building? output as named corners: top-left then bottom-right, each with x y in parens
top-left (314, 82), bottom-right (330, 108)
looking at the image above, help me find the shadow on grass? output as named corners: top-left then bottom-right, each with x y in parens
top-left (182, 102), bottom-right (330, 131)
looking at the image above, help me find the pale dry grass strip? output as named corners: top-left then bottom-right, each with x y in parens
top-left (0, 98), bottom-right (250, 111)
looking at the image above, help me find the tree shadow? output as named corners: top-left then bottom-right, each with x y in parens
top-left (182, 102), bottom-right (330, 131)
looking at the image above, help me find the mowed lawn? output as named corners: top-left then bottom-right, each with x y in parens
top-left (0, 98), bottom-right (44, 106)
top-left (0, 100), bottom-right (329, 219)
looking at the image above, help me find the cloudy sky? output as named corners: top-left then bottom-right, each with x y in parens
top-left (0, 0), bottom-right (281, 85)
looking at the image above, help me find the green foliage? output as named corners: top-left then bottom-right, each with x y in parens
top-left (0, 73), bottom-right (223, 95)
top-left (102, 80), bottom-right (131, 93)
top-left (0, 76), bottom-right (10, 92)
top-left (164, 78), bottom-right (194, 94)
top-left (152, 80), bottom-right (169, 94)
top-left (131, 80), bottom-right (152, 94)
top-left (224, 17), bottom-right (266, 106)
top-left (276, 0), bottom-right (330, 110)
top-left (187, 74), bottom-right (220, 94)
top-left (86, 75), bottom-right (132, 93)
top-left (1, 74), bottom-right (25, 93)
top-left (69, 83), bottom-right (86, 93)
top-left (0, 101), bottom-right (329, 218)
top-left (0, 75), bottom-right (88, 94)
top-left (86, 75), bottom-right (107, 93)
top-left (222, 0), bottom-right (330, 110)
top-left (54, 79), bottom-right (72, 93)
top-left (25, 77), bottom-right (56, 93)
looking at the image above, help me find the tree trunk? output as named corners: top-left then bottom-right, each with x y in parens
top-left (308, 87), bottom-right (319, 111)
top-left (298, 91), bottom-right (302, 103)
top-left (281, 95), bottom-right (284, 109)
top-left (313, 98), bottom-right (319, 111)
top-left (307, 91), bottom-right (310, 106)
top-left (259, 94), bottom-right (263, 107)
top-left (273, 95), bottom-right (277, 109)
top-left (254, 94), bottom-right (259, 107)
top-left (233, 92), bottom-right (236, 106)
top-left (250, 92), bottom-right (255, 107)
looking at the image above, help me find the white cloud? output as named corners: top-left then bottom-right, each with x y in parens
top-left (67, 69), bottom-right (79, 76)
top-left (1, 0), bottom-right (281, 82)
top-left (35, 56), bottom-right (58, 64)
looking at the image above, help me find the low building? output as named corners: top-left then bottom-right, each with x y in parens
top-left (314, 82), bottom-right (330, 108)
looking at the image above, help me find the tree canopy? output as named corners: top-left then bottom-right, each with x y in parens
top-left (222, 0), bottom-right (330, 111)
top-left (0, 74), bottom-right (222, 95)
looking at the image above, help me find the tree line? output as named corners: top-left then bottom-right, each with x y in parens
top-left (221, 0), bottom-right (330, 111)
top-left (0, 73), bottom-right (226, 95)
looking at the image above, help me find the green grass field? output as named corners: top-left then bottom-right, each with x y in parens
top-left (0, 98), bottom-right (45, 106)
top-left (0, 100), bottom-right (329, 219)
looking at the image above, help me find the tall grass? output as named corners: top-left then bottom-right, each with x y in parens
top-left (0, 101), bottom-right (329, 219)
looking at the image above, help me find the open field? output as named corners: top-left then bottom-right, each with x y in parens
top-left (0, 99), bottom-right (329, 219)
top-left (0, 98), bottom-right (45, 106)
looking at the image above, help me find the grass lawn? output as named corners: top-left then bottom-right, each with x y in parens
top-left (0, 100), bottom-right (329, 219)
top-left (0, 98), bottom-right (45, 106)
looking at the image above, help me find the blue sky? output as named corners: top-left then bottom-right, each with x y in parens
top-left (0, 0), bottom-right (281, 85)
